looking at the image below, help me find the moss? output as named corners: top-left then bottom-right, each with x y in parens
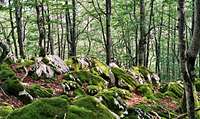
top-left (0, 64), bottom-right (16, 81)
top-left (17, 60), bottom-right (35, 68)
top-left (0, 105), bottom-right (13, 118)
top-left (111, 67), bottom-right (138, 90)
top-left (137, 84), bottom-right (155, 99)
top-left (87, 85), bottom-right (99, 96)
top-left (91, 58), bottom-right (110, 76)
top-left (127, 103), bottom-right (177, 119)
top-left (68, 96), bottom-right (117, 119)
top-left (2, 79), bottom-right (24, 96)
top-left (65, 71), bottom-right (106, 90)
top-left (96, 88), bottom-right (128, 115)
top-left (131, 66), bottom-right (153, 83)
top-left (161, 82), bottom-right (184, 99)
top-left (109, 87), bottom-right (132, 99)
top-left (7, 97), bottom-right (69, 119)
top-left (65, 57), bottom-right (80, 71)
top-left (195, 79), bottom-right (200, 92)
top-left (26, 84), bottom-right (53, 98)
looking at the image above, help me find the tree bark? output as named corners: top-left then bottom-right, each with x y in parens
top-left (178, 0), bottom-right (196, 118)
top-left (138, 0), bottom-right (146, 66)
top-left (9, 0), bottom-right (18, 58)
top-left (106, 0), bottom-right (112, 65)
top-left (14, 0), bottom-right (25, 59)
top-left (35, 0), bottom-right (46, 57)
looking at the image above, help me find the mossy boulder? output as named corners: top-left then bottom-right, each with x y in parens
top-left (111, 67), bottom-right (138, 90)
top-left (87, 85), bottom-right (99, 96)
top-left (64, 70), bottom-right (107, 90)
top-left (67, 96), bottom-right (118, 119)
top-left (160, 81), bottom-right (184, 99)
top-left (136, 84), bottom-right (155, 99)
top-left (0, 64), bottom-right (16, 81)
top-left (65, 57), bottom-right (80, 71)
top-left (96, 87), bottom-right (130, 116)
top-left (2, 79), bottom-right (24, 96)
top-left (125, 103), bottom-right (177, 119)
top-left (7, 97), bottom-right (69, 119)
top-left (0, 105), bottom-right (13, 119)
top-left (26, 84), bottom-right (53, 98)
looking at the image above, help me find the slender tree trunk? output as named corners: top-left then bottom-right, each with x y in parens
top-left (105, 0), bottom-right (112, 65)
top-left (139, 0), bottom-right (146, 66)
top-left (133, 0), bottom-right (138, 65)
top-left (46, 4), bottom-right (54, 55)
top-left (68, 0), bottom-right (76, 57)
top-left (156, 4), bottom-right (164, 77)
top-left (14, 0), bottom-right (25, 58)
top-left (178, 0), bottom-right (196, 118)
top-left (145, 0), bottom-right (154, 67)
top-left (9, 0), bottom-right (18, 58)
top-left (35, 0), bottom-right (46, 57)
top-left (64, 0), bottom-right (70, 59)
top-left (167, 4), bottom-right (171, 80)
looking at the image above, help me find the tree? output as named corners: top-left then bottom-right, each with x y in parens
top-left (35, 0), bottom-right (46, 57)
top-left (105, 0), bottom-right (112, 65)
top-left (138, 0), bottom-right (146, 66)
top-left (178, 0), bottom-right (200, 118)
top-left (14, 0), bottom-right (25, 58)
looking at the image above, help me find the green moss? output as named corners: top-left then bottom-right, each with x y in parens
top-left (87, 85), bottom-right (99, 96)
top-left (27, 84), bottom-right (53, 98)
top-left (127, 103), bottom-right (177, 119)
top-left (0, 105), bottom-right (13, 118)
top-left (68, 96), bottom-right (117, 119)
top-left (195, 79), bottom-right (200, 92)
top-left (109, 87), bottom-right (132, 99)
top-left (111, 67), bottom-right (138, 90)
top-left (17, 60), bottom-right (35, 68)
top-left (65, 71), bottom-right (106, 90)
top-left (92, 58), bottom-right (110, 76)
top-left (65, 57), bottom-right (80, 71)
top-left (96, 88), bottom-right (128, 115)
top-left (0, 64), bottom-right (16, 81)
top-left (2, 79), bottom-right (24, 96)
top-left (161, 82), bottom-right (184, 99)
top-left (137, 84), bottom-right (155, 99)
top-left (7, 97), bottom-right (69, 119)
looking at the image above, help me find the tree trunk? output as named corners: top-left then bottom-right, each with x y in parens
top-left (46, 4), bottom-right (54, 55)
top-left (138, 0), bottom-right (146, 66)
top-left (105, 0), bottom-right (112, 65)
top-left (14, 0), bottom-right (25, 59)
top-left (35, 0), bottom-right (46, 57)
top-left (178, 0), bottom-right (197, 118)
top-left (68, 0), bottom-right (77, 57)
top-left (9, 0), bottom-right (18, 58)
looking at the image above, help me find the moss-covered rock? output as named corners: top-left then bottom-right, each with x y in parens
top-left (125, 103), bottom-right (177, 119)
top-left (137, 84), bottom-right (155, 99)
top-left (65, 57), bottom-right (80, 71)
top-left (111, 67), bottom-right (138, 90)
top-left (2, 79), bottom-right (24, 96)
top-left (87, 85), bottom-right (99, 96)
top-left (96, 88), bottom-right (130, 116)
top-left (26, 84), bottom-right (53, 98)
top-left (0, 105), bottom-right (13, 119)
top-left (67, 96), bottom-right (118, 119)
top-left (160, 81), bottom-right (184, 99)
top-left (7, 97), bottom-right (69, 119)
top-left (64, 70), bottom-right (107, 90)
top-left (0, 64), bottom-right (16, 81)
